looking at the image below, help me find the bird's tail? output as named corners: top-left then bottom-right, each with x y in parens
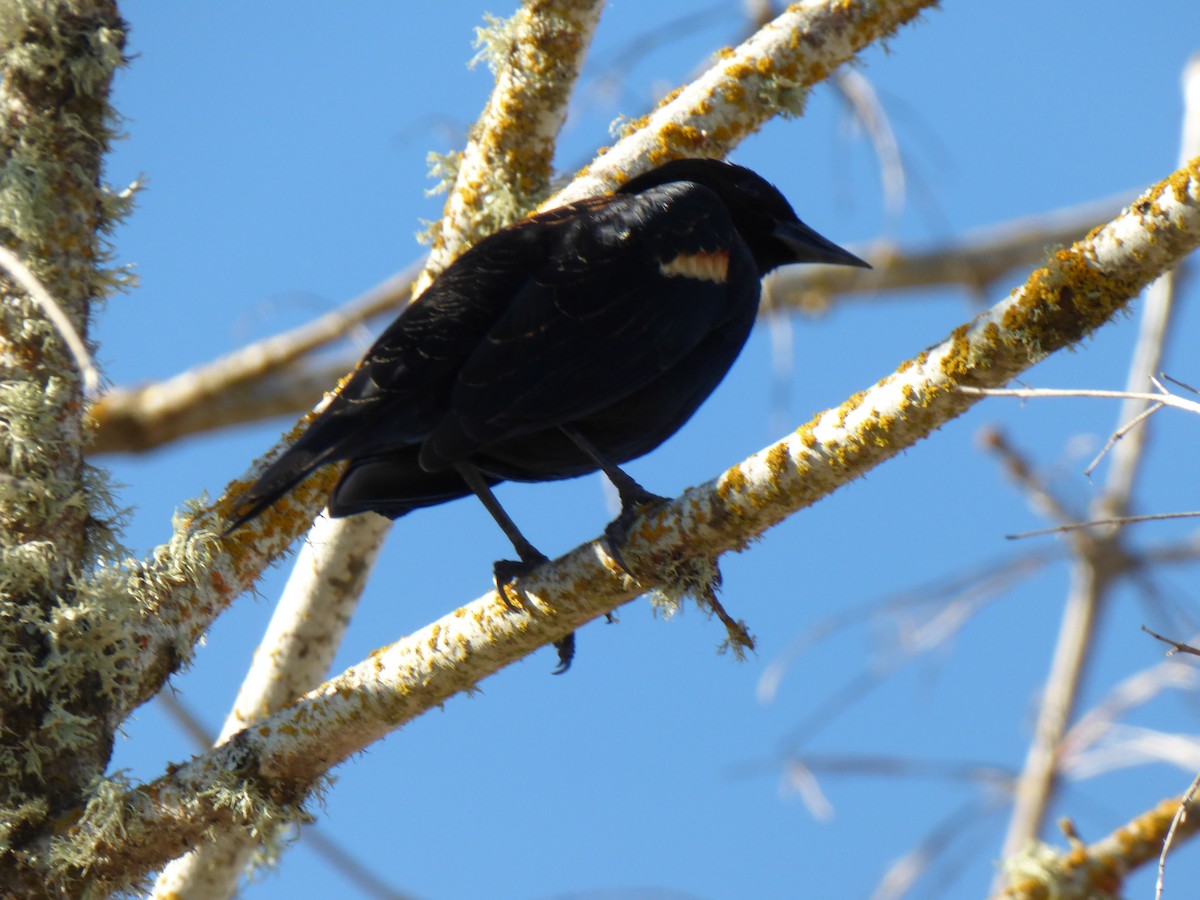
top-left (223, 443), bottom-right (332, 535)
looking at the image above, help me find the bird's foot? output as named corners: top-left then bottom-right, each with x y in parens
top-left (493, 555), bottom-right (578, 674)
top-left (551, 632), bottom-right (576, 674)
top-left (602, 490), bottom-right (670, 578)
top-left (493, 553), bottom-right (549, 611)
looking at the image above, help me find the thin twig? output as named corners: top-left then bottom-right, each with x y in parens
top-left (978, 426), bottom-right (1084, 536)
top-left (1007, 511), bottom-right (1200, 541)
top-left (961, 385), bottom-right (1200, 416)
top-left (1084, 401), bottom-right (1164, 479)
top-left (1158, 773), bottom-right (1200, 900)
top-left (0, 245), bottom-right (101, 395)
top-left (1143, 625), bottom-right (1200, 658)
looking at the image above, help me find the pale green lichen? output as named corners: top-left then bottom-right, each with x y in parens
top-left (649, 554), bottom-right (754, 658)
top-left (0, 3), bottom-right (139, 888)
top-left (470, 10), bottom-right (521, 75)
top-left (1001, 840), bottom-right (1074, 900)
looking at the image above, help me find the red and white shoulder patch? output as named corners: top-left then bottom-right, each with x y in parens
top-left (658, 249), bottom-right (730, 283)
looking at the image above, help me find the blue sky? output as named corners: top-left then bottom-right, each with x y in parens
top-left (98, 3), bottom-right (1199, 898)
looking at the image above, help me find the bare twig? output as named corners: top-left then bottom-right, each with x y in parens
top-left (1084, 400), bottom-right (1165, 479)
top-left (960, 384), bottom-right (1200, 417)
top-left (1007, 511), bottom-right (1200, 541)
top-left (0, 245), bottom-right (101, 396)
top-left (832, 68), bottom-right (907, 223)
top-left (1143, 625), bottom-right (1200, 658)
top-left (1158, 774), bottom-right (1200, 900)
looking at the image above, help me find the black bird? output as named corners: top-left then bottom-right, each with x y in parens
top-left (226, 158), bottom-right (868, 671)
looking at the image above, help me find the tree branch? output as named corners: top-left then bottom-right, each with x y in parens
top-left (0, 2), bottom-right (132, 891)
top-left (998, 55), bottom-right (1200, 880)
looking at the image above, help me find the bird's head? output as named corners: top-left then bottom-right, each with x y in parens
top-left (619, 158), bottom-right (869, 276)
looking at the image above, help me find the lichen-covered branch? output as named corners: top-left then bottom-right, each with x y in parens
top-left (0, 1), bottom-right (132, 892)
top-left (999, 795), bottom-right (1200, 900)
top-left (150, 514), bottom-right (389, 900)
top-left (555, 0), bottom-right (938, 203)
top-left (51, 156), bottom-right (1200, 897)
top-left (419, 0), bottom-right (606, 292)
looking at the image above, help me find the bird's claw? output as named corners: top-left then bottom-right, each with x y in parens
top-left (601, 491), bottom-right (669, 579)
top-left (492, 555), bottom-right (578, 674)
top-left (551, 632), bottom-right (576, 674)
top-left (493, 554), bottom-right (548, 611)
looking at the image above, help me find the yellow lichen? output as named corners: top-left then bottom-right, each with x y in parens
top-left (937, 325), bottom-right (972, 378)
top-left (765, 443), bottom-right (791, 480)
top-left (718, 465), bottom-right (748, 501)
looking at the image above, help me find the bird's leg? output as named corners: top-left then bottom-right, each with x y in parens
top-left (454, 462), bottom-right (574, 673)
top-left (454, 461), bottom-right (546, 605)
top-left (558, 425), bottom-right (668, 578)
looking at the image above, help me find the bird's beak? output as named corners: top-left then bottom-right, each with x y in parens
top-left (773, 220), bottom-right (871, 269)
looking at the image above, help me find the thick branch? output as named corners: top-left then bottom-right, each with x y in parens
top-left (0, 1), bottom-right (130, 884)
top-left (419, 0), bottom-right (607, 289)
top-left (557, 0), bottom-right (938, 202)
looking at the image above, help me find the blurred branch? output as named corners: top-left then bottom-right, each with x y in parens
top-left (997, 53), bottom-right (1200, 881)
top-left (762, 193), bottom-right (1133, 315)
top-left (978, 427), bottom-right (1085, 540)
top-left (88, 264), bottom-right (420, 454)
top-left (999, 793), bottom-right (1200, 900)
top-left (831, 68), bottom-right (907, 224)
top-left (757, 549), bottom-right (1058, 705)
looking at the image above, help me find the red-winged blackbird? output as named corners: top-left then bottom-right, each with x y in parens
top-left (226, 158), bottom-right (868, 671)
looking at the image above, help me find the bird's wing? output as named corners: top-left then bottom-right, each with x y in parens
top-left (423, 181), bottom-right (756, 465)
top-left (223, 208), bottom-right (582, 528)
